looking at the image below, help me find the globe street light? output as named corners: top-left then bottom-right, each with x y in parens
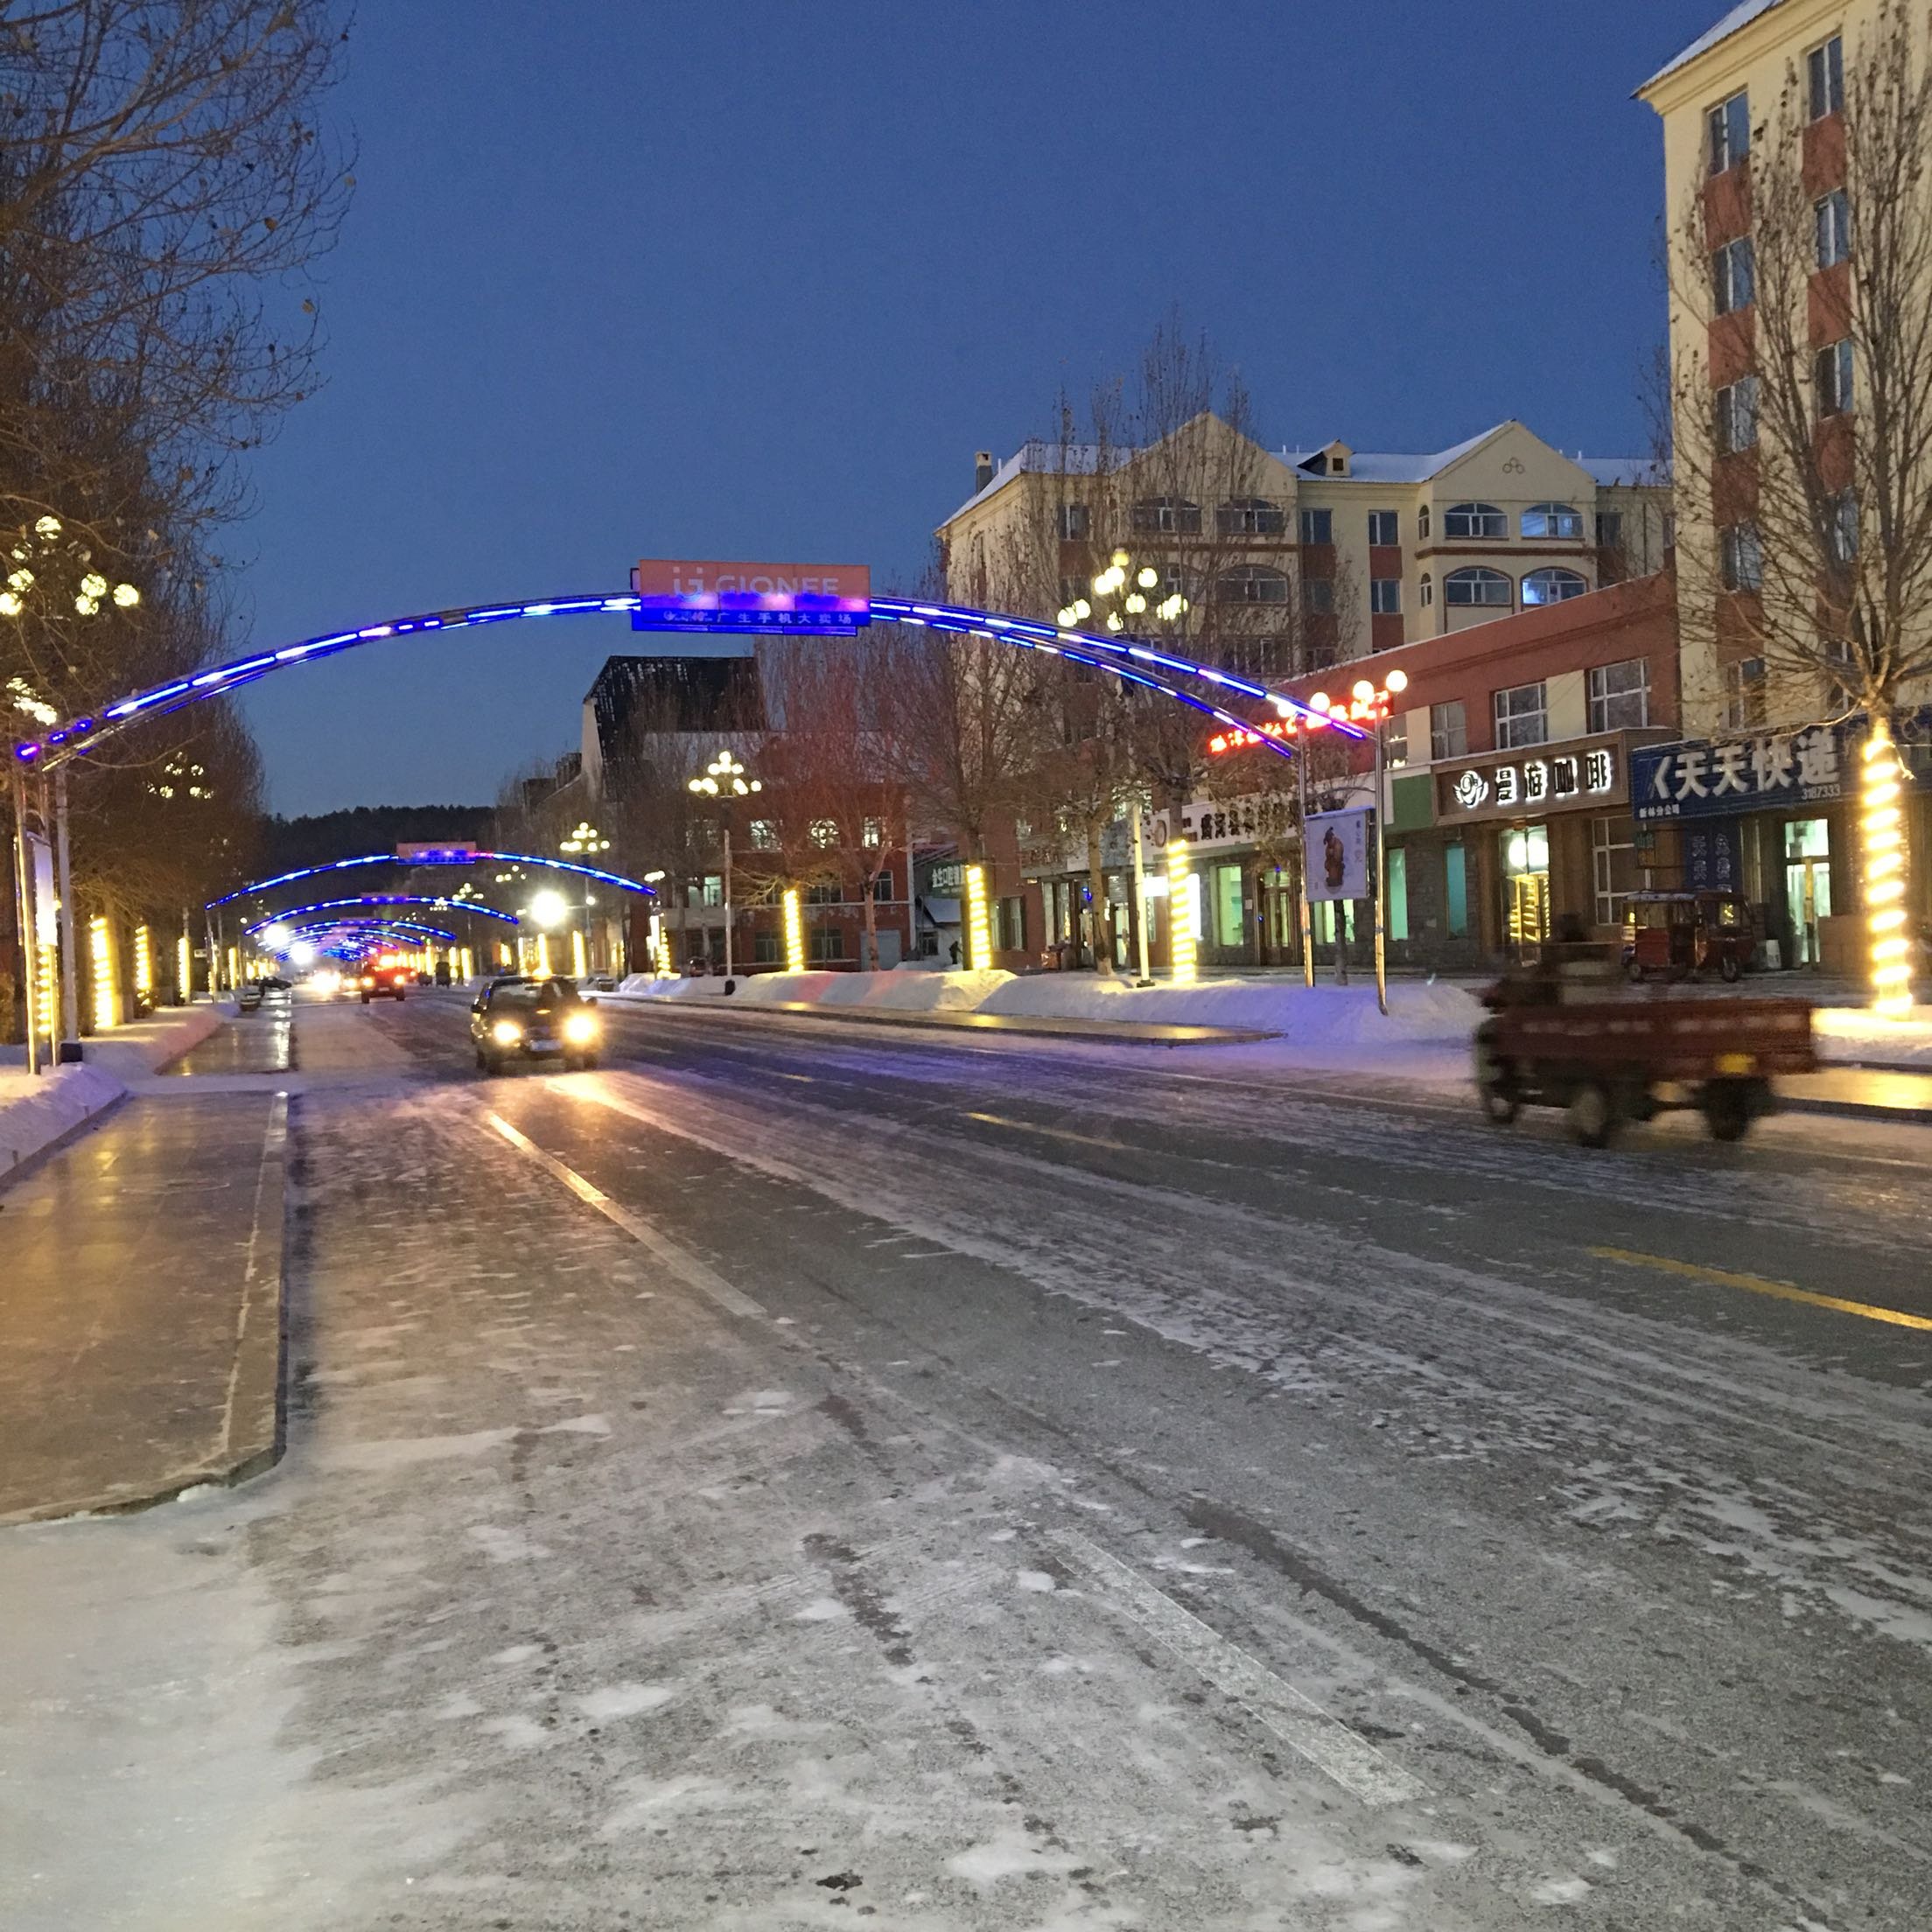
top-left (686, 750), bottom-right (761, 981)
top-left (559, 820), bottom-right (610, 974)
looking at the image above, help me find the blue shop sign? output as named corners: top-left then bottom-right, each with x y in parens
top-left (1631, 709), bottom-right (1932, 822)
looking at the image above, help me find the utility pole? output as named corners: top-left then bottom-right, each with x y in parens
top-left (1297, 749), bottom-right (1314, 989)
top-left (1130, 796), bottom-right (1153, 985)
top-left (11, 768), bottom-right (40, 1074)
top-left (54, 768), bottom-right (79, 1054)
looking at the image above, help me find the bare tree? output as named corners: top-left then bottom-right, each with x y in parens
top-left (1667, 3), bottom-right (1932, 1004)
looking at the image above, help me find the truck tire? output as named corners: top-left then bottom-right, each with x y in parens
top-left (1474, 1033), bottom-right (1518, 1124)
top-left (1704, 1078), bottom-right (1752, 1142)
top-left (1567, 1079), bottom-right (1617, 1148)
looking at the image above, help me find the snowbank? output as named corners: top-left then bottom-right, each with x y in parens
top-left (1815, 1005), bottom-right (1932, 1069)
top-left (0, 1003), bottom-right (223, 1179)
top-left (608, 966), bottom-right (1482, 1043)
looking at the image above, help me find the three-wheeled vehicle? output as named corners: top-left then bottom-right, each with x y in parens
top-left (1474, 948), bottom-right (1816, 1145)
top-left (1621, 889), bottom-right (1754, 984)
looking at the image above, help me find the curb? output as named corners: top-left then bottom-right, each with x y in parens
top-left (1781, 1096), bottom-right (1932, 1129)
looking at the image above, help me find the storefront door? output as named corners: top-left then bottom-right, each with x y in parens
top-left (1783, 819), bottom-right (1831, 967)
top-left (1502, 825), bottom-right (1550, 961)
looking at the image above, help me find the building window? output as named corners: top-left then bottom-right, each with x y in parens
top-left (1722, 655), bottom-right (1768, 729)
top-left (1131, 496), bottom-right (1200, 535)
top-left (1708, 89), bottom-right (1750, 174)
top-left (1445, 566), bottom-right (1512, 607)
top-left (1368, 509), bottom-right (1399, 546)
top-left (1809, 35), bottom-right (1844, 120)
top-left (1592, 818), bottom-right (1641, 929)
top-left (1298, 507), bottom-right (1334, 546)
top-left (1816, 338), bottom-right (1853, 417)
top-left (699, 874), bottom-right (724, 907)
top-left (862, 816), bottom-right (885, 848)
top-left (808, 817), bottom-right (838, 849)
top-left (748, 818), bottom-right (780, 850)
top-left (1712, 236), bottom-right (1755, 315)
top-left (1430, 699), bottom-right (1467, 761)
top-left (1721, 522), bottom-right (1763, 591)
top-left (809, 927), bottom-right (847, 961)
top-left (1521, 501), bottom-right (1583, 539)
top-left (1418, 503), bottom-right (1432, 540)
top-left (1387, 846), bottom-right (1409, 943)
top-left (1596, 511), bottom-right (1625, 551)
top-left (1816, 187), bottom-right (1851, 269)
top-left (1830, 486), bottom-right (1859, 562)
top-left (1386, 712), bottom-right (1409, 766)
top-left (1058, 502), bottom-right (1090, 540)
top-left (806, 879), bottom-right (842, 904)
top-left (1370, 578), bottom-right (1402, 615)
top-left (1587, 657), bottom-right (1650, 732)
top-left (1214, 564), bottom-right (1290, 604)
top-left (1522, 567), bottom-right (1587, 606)
top-left (1304, 576), bottom-right (1335, 614)
top-left (872, 869), bottom-right (893, 900)
top-left (1216, 498), bottom-right (1285, 535)
top-left (1494, 681), bottom-right (1549, 749)
top-left (1716, 374), bottom-right (1760, 453)
top-left (994, 896), bottom-right (1026, 952)
top-left (1418, 571), bottom-right (1433, 607)
top-left (1444, 502), bottom-right (1507, 541)
top-left (753, 930), bottom-right (780, 964)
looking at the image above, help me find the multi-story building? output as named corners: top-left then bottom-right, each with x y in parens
top-left (1640, 1), bottom-right (1932, 976)
top-left (941, 418), bottom-right (1669, 675)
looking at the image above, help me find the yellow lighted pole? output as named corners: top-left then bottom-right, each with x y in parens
top-left (1165, 834), bottom-right (1197, 984)
top-left (962, 862), bottom-right (993, 970)
top-left (1863, 722), bottom-right (1913, 1017)
top-left (1, 517), bottom-right (140, 1063)
top-left (782, 886), bottom-right (806, 973)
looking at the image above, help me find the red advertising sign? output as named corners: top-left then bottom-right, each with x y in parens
top-left (630, 559), bottom-right (872, 634)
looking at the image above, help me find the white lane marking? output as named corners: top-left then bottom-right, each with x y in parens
top-left (1046, 1527), bottom-right (1426, 1810)
top-left (219, 1089), bottom-right (288, 1460)
top-left (482, 1110), bottom-right (766, 1320)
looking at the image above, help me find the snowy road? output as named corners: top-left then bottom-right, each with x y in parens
top-left (4, 989), bottom-right (1931, 1929)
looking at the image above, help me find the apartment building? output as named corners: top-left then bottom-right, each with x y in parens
top-left (1640, 0), bottom-right (1932, 974)
top-left (940, 417), bottom-right (1669, 676)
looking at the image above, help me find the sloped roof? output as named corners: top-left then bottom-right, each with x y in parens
top-left (1642, 1), bottom-right (1787, 90)
top-left (1281, 425), bottom-right (1502, 484)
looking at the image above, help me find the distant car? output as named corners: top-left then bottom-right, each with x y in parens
top-left (580, 974), bottom-right (620, 992)
top-left (471, 975), bottom-right (600, 1074)
top-left (357, 964), bottom-right (409, 1004)
top-left (433, 960), bottom-right (453, 987)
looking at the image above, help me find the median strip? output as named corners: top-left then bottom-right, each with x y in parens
top-left (1591, 1245), bottom-right (1932, 1332)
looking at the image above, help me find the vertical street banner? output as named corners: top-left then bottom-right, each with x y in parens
top-left (27, 832), bottom-right (56, 950)
top-left (1305, 808), bottom-right (1371, 901)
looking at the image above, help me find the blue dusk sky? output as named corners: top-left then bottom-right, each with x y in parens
top-left (236, 1), bottom-right (1723, 816)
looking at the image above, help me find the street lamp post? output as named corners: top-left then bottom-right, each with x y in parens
top-left (687, 750), bottom-right (760, 982)
top-left (559, 821), bottom-right (610, 972)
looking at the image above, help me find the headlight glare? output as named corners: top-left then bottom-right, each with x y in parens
top-left (563, 1012), bottom-right (597, 1044)
top-left (491, 1018), bottom-right (523, 1045)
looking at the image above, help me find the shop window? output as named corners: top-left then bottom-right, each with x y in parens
top-left (1592, 817), bottom-right (1641, 928)
top-left (1387, 847), bottom-right (1409, 943)
top-left (1446, 844), bottom-right (1469, 936)
top-left (1215, 864), bottom-right (1244, 948)
top-left (1502, 824), bottom-right (1550, 957)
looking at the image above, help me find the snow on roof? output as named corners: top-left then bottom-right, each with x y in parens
top-left (947, 424), bottom-right (1661, 522)
top-left (1642, 1), bottom-right (1787, 90)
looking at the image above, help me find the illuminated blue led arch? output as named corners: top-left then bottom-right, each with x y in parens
top-left (244, 894), bottom-right (521, 935)
top-left (12, 592), bottom-right (1362, 773)
top-left (269, 917), bottom-right (460, 948)
top-left (209, 848), bottom-right (657, 910)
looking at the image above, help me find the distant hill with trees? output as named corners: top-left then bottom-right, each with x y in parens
top-left (262, 805), bottom-right (492, 874)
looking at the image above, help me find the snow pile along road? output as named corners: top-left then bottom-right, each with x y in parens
top-left (1813, 1004), bottom-right (1932, 1068)
top-left (612, 966), bottom-right (1483, 1045)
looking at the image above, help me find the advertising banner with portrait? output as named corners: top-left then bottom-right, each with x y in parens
top-left (1305, 808), bottom-right (1371, 901)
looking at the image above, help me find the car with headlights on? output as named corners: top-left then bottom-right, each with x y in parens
top-left (357, 962), bottom-right (410, 1003)
top-left (471, 975), bottom-right (600, 1074)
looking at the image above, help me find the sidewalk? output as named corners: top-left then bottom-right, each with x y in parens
top-left (0, 1001), bottom-right (225, 1178)
top-left (0, 1031), bottom-right (290, 1526)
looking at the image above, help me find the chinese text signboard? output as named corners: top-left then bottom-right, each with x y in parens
top-left (1437, 740), bottom-right (1623, 825)
top-left (1631, 726), bottom-right (1843, 822)
top-left (1632, 710), bottom-right (1932, 822)
top-left (631, 560), bottom-right (871, 636)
